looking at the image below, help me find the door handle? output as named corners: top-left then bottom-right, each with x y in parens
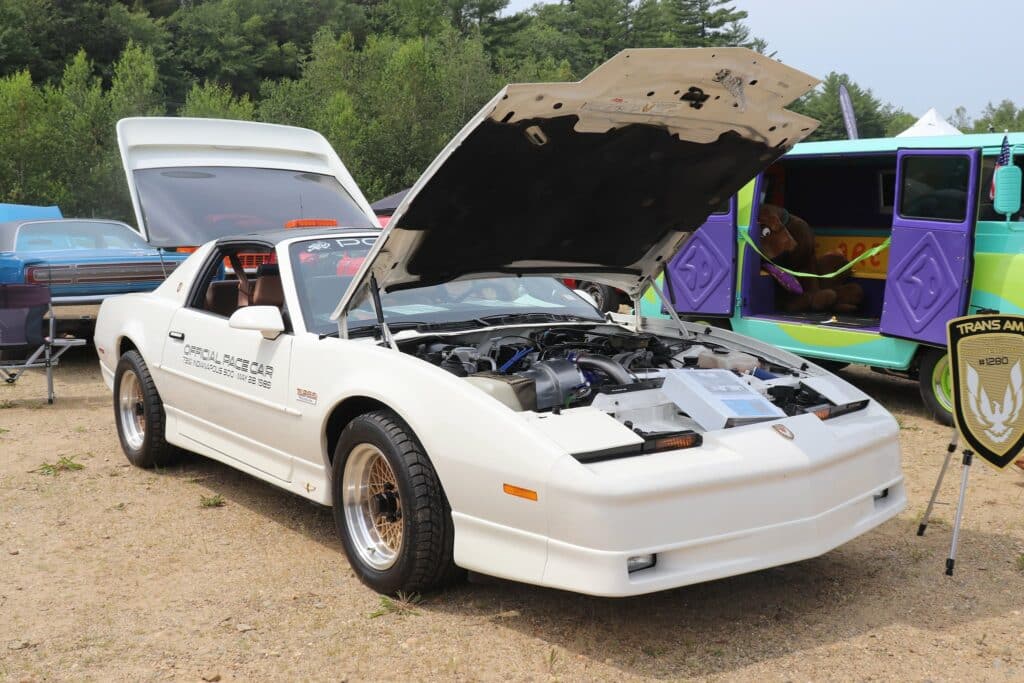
top-left (168, 331), bottom-right (185, 341)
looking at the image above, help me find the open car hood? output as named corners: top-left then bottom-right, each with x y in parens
top-left (117, 117), bottom-right (379, 247)
top-left (334, 48), bottom-right (818, 320)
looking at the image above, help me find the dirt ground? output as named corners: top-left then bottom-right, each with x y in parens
top-left (2, 348), bottom-right (1024, 682)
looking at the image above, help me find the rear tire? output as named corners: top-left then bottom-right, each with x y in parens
top-left (332, 410), bottom-right (461, 595)
top-left (113, 350), bottom-right (177, 468)
top-left (918, 348), bottom-right (954, 426)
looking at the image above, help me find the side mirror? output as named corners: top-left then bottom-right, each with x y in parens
top-left (993, 164), bottom-right (1022, 217)
top-left (574, 289), bottom-right (599, 308)
top-left (229, 306), bottom-right (285, 340)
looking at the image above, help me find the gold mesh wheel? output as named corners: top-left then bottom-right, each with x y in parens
top-left (342, 443), bottom-right (403, 570)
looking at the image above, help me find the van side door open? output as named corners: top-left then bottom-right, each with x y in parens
top-left (879, 148), bottom-right (981, 346)
top-left (663, 196), bottom-right (737, 317)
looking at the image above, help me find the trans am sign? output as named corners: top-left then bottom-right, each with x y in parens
top-left (948, 314), bottom-right (1024, 469)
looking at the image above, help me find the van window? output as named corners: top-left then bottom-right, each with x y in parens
top-left (898, 155), bottom-right (971, 222)
top-left (978, 155), bottom-right (1024, 221)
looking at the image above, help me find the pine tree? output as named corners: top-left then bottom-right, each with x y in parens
top-left (630, 0), bottom-right (673, 48)
top-left (664, 0), bottom-right (749, 47)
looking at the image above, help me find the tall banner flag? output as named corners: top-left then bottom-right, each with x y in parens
top-left (838, 84), bottom-right (859, 140)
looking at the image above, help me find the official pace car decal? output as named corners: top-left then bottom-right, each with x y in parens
top-left (182, 344), bottom-right (274, 390)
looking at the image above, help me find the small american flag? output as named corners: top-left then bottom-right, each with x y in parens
top-left (990, 135), bottom-right (1011, 201)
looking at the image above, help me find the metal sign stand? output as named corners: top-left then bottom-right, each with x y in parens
top-left (916, 429), bottom-right (974, 575)
top-left (946, 450), bottom-right (973, 575)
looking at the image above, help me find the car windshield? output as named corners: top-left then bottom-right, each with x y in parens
top-left (15, 221), bottom-right (150, 251)
top-left (288, 236), bottom-right (604, 335)
top-left (132, 166), bottom-right (377, 247)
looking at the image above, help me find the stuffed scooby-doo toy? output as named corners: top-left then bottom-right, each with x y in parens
top-left (757, 204), bottom-right (863, 314)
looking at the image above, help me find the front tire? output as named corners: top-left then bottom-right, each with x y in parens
top-left (332, 410), bottom-right (460, 595)
top-left (918, 348), bottom-right (954, 426)
top-left (113, 350), bottom-right (177, 468)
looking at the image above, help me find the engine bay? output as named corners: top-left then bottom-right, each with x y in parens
top-left (402, 324), bottom-right (862, 437)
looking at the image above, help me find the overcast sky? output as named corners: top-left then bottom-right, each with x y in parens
top-left (503, 0), bottom-right (1022, 122)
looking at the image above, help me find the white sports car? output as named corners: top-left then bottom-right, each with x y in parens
top-left (95, 48), bottom-right (905, 597)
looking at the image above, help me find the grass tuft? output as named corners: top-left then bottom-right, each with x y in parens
top-left (1016, 554), bottom-right (1024, 572)
top-left (368, 591), bottom-right (421, 618)
top-left (199, 494), bottom-right (226, 508)
top-left (33, 456), bottom-right (84, 476)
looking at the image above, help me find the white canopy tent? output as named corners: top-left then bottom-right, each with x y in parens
top-left (896, 108), bottom-right (963, 137)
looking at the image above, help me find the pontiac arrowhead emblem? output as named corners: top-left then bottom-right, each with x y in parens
top-left (948, 314), bottom-right (1024, 469)
top-left (773, 424), bottom-right (794, 440)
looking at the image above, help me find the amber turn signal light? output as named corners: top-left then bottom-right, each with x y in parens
top-left (503, 483), bottom-right (538, 501)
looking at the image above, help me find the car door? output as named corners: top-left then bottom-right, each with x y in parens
top-left (159, 305), bottom-right (296, 482)
top-left (663, 196), bottom-right (737, 317)
top-left (880, 148), bottom-right (980, 346)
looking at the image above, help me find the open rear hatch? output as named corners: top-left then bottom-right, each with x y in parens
top-left (117, 117), bottom-right (379, 248)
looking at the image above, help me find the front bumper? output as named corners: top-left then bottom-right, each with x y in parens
top-left (542, 474), bottom-right (903, 597)
top-left (535, 409), bottom-right (903, 597)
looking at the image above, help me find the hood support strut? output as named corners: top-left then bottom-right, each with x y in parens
top-left (336, 275), bottom-right (397, 349)
top-left (369, 274), bottom-right (397, 349)
top-left (645, 274), bottom-right (693, 339)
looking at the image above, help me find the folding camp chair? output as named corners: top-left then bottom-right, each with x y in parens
top-left (0, 284), bottom-right (86, 403)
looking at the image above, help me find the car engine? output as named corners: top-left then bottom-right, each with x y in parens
top-left (403, 326), bottom-right (858, 437)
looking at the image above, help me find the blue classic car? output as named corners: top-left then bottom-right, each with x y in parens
top-left (0, 216), bottom-right (187, 333)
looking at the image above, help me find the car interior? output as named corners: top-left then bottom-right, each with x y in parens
top-left (744, 154), bottom-right (898, 330)
top-left (745, 152), bottom-right (1024, 332)
top-left (191, 245), bottom-right (287, 327)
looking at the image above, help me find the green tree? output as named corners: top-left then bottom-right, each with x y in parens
top-left (107, 41), bottom-right (164, 120)
top-left (631, 0), bottom-right (674, 48)
top-left (0, 0), bottom-right (61, 82)
top-left (180, 81), bottom-right (256, 120)
top-left (47, 51), bottom-right (117, 216)
top-left (883, 108), bottom-right (915, 137)
top-left (791, 72), bottom-right (903, 141)
top-left (0, 70), bottom-right (61, 205)
top-left (971, 100), bottom-right (1023, 133)
top-left (665, 0), bottom-right (749, 47)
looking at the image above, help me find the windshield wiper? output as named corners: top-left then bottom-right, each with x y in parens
top-left (321, 313), bottom-right (596, 340)
top-left (477, 312), bottom-right (598, 325)
top-left (322, 318), bottom-right (490, 339)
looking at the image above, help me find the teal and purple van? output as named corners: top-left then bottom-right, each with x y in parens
top-left (641, 132), bottom-right (1024, 424)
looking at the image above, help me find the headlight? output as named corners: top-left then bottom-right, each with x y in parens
top-left (627, 554), bottom-right (657, 573)
top-left (806, 399), bottom-right (869, 420)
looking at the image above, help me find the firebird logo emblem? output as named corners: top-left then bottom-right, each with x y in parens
top-left (772, 424), bottom-right (794, 440)
top-left (965, 362), bottom-right (1023, 444)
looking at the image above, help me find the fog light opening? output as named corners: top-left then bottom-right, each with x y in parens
top-left (627, 554), bottom-right (657, 573)
top-left (873, 488), bottom-right (889, 501)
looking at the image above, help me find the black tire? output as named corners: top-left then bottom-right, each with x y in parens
top-left (918, 348), bottom-right (954, 426)
top-left (113, 350), bottom-right (177, 468)
top-left (332, 410), bottom-right (461, 595)
top-left (579, 281), bottom-right (623, 313)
